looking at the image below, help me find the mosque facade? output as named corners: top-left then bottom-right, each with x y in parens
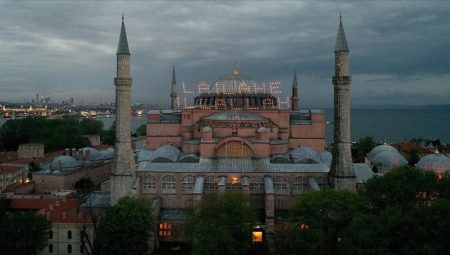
top-left (110, 16), bottom-right (366, 242)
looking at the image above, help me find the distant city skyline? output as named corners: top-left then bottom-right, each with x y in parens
top-left (0, 1), bottom-right (449, 107)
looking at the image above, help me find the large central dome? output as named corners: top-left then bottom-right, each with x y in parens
top-left (194, 65), bottom-right (278, 110)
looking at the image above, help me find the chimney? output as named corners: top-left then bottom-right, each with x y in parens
top-left (85, 150), bottom-right (91, 161)
top-left (64, 148), bottom-right (70, 155)
top-left (71, 148), bottom-right (76, 158)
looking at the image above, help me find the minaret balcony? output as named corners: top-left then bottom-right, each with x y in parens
top-left (332, 76), bottom-right (351, 83)
top-left (114, 78), bottom-right (132, 86)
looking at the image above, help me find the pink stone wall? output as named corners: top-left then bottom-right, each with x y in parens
top-left (289, 138), bottom-right (326, 152)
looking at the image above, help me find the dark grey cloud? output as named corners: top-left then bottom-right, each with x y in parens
top-left (0, 1), bottom-right (449, 107)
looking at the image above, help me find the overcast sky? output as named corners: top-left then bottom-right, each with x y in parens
top-left (0, 1), bottom-right (449, 108)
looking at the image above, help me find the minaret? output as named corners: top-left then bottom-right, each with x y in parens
top-left (291, 70), bottom-right (299, 111)
top-left (111, 15), bottom-right (136, 204)
top-left (170, 65), bottom-right (178, 111)
top-left (331, 15), bottom-right (356, 190)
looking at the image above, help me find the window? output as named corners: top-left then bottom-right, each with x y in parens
top-left (163, 198), bottom-right (175, 208)
top-left (49, 244), bottom-right (53, 253)
top-left (181, 175), bottom-right (195, 193)
top-left (249, 176), bottom-right (265, 194)
top-left (216, 141), bottom-right (253, 157)
top-left (274, 176), bottom-right (288, 193)
top-left (68, 244), bottom-right (72, 254)
top-left (80, 244), bottom-right (84, 254)
top-left (293, 176), bottom-right (307, 194)
top-left (275, 199), bottom-right (283, 209)
top-left (142, 175), bottom-right (157, 193)
top-left (67, 230), bottom-right (72, 239)
top-left (159, 222), bottom-right (172, 237)
top-left (162, 175), bottom-right (176, 193)
top-left (48, 230), bottom-right (53, 239)
top-left (204, 175), bottom-right (216, 194)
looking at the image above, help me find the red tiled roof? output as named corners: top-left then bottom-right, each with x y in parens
top-left (10, 197), bottom-right (91, 223)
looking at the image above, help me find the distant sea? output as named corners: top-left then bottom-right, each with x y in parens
top-left (1, 107), bottom-right (449, 143)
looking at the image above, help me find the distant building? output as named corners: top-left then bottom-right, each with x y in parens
top-left (18, 143), bottom-right (45, 159)
top-left (32, 147), bottom-right (113, 193)
top-left (0, 163), bottom-right (23, 192)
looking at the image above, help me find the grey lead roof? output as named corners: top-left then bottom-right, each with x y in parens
top-left (117, 16), bottom-right (130, 54)
top-left (335, 16), bottom-right (349, 52)
top-left (137, 157), bottom-right (329, 173)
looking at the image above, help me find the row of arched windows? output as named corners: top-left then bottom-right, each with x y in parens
top-left (142, 174), bottom-right (325, 194)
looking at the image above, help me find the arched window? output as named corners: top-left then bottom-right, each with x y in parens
top-left (67, 244), bottom-right (72, 254)
top-left (142, 175), bottom-right (157, 193)
top-left (274, 176), bottom-right (288, 193)
top-left (49, 244), bottom-right (53, 253)
top-left (161, 175), bottom-right (176, 194)
top-left (293, 176), bottom-right (307, 194)
top-left (48, 230), bottom-right (53, 239)
top-left (204, 175), bottom-right (216, 194)
top-left (249, 176), bottom-right (265, 194)
top-left (182, 175), bottom-right (195, 193)
top-left (275, 199), bottom-right (283, 209)
top-left (184, 199), bottom-right (193, 208)
top-left (67, 230), bottom-right (72, 240)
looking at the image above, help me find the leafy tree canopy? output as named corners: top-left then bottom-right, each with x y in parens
top-left (74, 177), bottom-right (95, 199)
top-left (95, 196), bottom-right (154, 255)
top-left (186, 193), bottom-right (256, 255)
top-left (0, 212), bottom-right (51, 255)
top-left (136, 124), bottom-right (146, 136)
top-left (0, 117), bottom-right (96, 152)
top-left (356, 136), bottom-right (376, 162)
top-left (80, 118), bottom-right (104, 135)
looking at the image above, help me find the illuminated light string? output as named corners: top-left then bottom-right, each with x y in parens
top-left (178, 80), bottom-right (291, 109)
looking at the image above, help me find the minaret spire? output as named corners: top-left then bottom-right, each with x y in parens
top-left (331, 15), bottom-right (355, 190)
top-left (291, 70), bottom-right (299, 111)
top-left (111, 15), bottom-right (136, 204)
top-left (170, 65), bottom-right (178, 111)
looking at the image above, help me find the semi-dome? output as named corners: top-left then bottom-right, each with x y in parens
top-left (291, 147), bottom-right (322, 164)
top-left (319, 151), bottom-right (332, 166)
top-left (178, 154), bottom-right (200, 163)
top-left (372, 150), bottom-right (407, 170)
top-left (368, 144), bottom-right (399, 160)
top-left (51, 155), bottom-right (81, 171)
top-left (153, 145), bottom-right (181, 162)
top-left (417, 153), bottom-right (450, 174)
top-left (271, 155), bottom-right (292, 164)
top-left (202, 126), bottom-right (212, 132)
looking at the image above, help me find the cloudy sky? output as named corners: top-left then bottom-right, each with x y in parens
top-left (0, 1), bottom-right (449, 108)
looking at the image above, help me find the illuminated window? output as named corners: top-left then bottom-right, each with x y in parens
top-left (162, 175), bottom-right (176, 194)
top-left (142, 175), bottom-right (156, 193)
top-left (182, 175), bottom-right (195, 192)
top-left (252, 231), bottom-right (263, 243)
top-left (159, 222), bottom-right (172, 237)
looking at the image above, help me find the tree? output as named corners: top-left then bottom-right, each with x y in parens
top-left (136, 124), bottom-right (146, 136)
top-left (407, 147), bottom-right (420, 166)
top-left (74, 177), bottom-right (95, 199)
top-left (95, 196), bottom-right (154, 255)
top-left (101, 121), bottom-right (115, 145)
top-left (275, 190), bottom-right (368, 255)
top-left (80, 118), bottom-right (104, 135)
top-left (185, 193), bottom-right (256, 255)
top-left (362, 165), bottom-right (441, 211)
top-left (356, 136), bottom-right (376, 162)
top-left (0, 212), bottom-right (51, 255)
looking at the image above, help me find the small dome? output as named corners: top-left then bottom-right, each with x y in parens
top-left (319, 151), bottom-right (332, 166)
top-left (178, 154), bottom-right (200, 163)
top-left (372, 150), bottom-right (407, 170)
top-left (51, 155), bottom-right (81, 171)
top-left (369, 144), bottom-right (399, 160)
top-left (417, 154), bottom-right (450, 174)
top-left (291, 147), bottom-right (322, 164)
top-left (81, 147), bottom-right (103, 161)
top-left (202, 126), bottom-right (212, 132)
top-left (137, 149), bottom-right (154, 162)
top-left (257, 127), bottom-right (267, 133)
